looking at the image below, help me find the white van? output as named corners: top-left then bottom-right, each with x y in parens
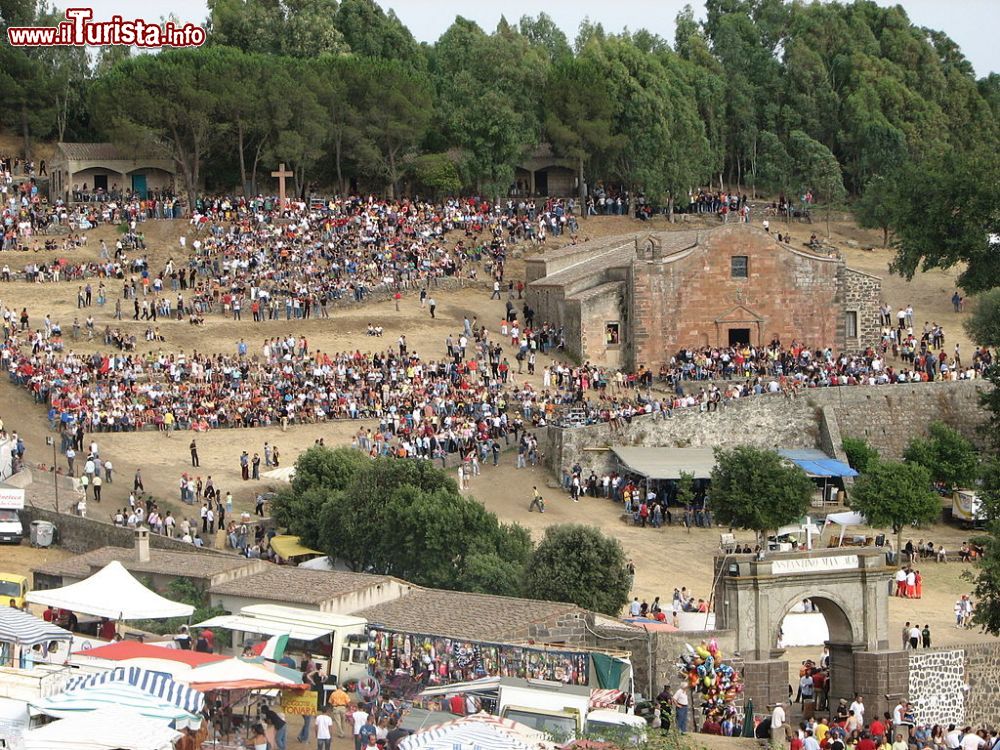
top-left (0, 489), bottom-right (25, 544)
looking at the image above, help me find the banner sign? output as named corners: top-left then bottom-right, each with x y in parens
top-left (771, 555), bottom-right (858, 575)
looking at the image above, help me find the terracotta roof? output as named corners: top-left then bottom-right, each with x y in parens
top-left (33, 545), bottom-right (258, 581)
top-left (355, 588), bottom-right (583, 641)
top-left (56, 142), bottom-right (166, 161)
top-left (209, 567), bottom-right (393, 606)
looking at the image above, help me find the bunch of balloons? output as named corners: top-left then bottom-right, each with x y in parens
top-left (677, 639), bottom-right (743, 713)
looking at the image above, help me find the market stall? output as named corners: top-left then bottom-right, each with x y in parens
top-left (71, 640), bottom-right (227, 678)
top-left (24, 561), bottom-right (194, 621)
top-left (0, 607), bottom-right (74, 668)
top-left (22, 705), bottom-right (182, 750)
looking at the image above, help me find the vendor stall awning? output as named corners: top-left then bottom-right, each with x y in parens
top-left (73, 640), bottom-right (227, 668)
top-left (23, 705), bottom-right (181, 750)
top-left (30, 682), bottom-right (201, 729)
top-left (610, 447), bottom-right (716, 480)
top-left (176, 657), bottom-right (306, 691)
top-left (777, 449), bottom-right (859, 478)
top-left (0, 607), bottom-right (73, 646)
top-left (25, 561), bottom-right (194, 621)
top-left (61, 665), bottom-right (205, 714)
top-left (269, 535), bottom-right (322, 559)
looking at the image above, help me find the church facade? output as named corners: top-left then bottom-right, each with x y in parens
top-left (525, 225), bottom-right (882, 370)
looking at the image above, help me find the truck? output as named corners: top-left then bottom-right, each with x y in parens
top-left (0, 489), bottom-right (25, 544)
top-left (951, 489), bottom-right (985, 530)
top-left (196, 603), bottom-right (370, 686)
top-left (0, 574), bottom-right (28, 610)
top-left (496, 678), bottom-right (592, 740)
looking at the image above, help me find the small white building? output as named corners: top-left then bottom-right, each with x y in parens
top-left (49, 142), bottom-right (176, 202)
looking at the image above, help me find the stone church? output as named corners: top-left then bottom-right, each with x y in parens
top-left (524, 224), bottom-right (882, 370)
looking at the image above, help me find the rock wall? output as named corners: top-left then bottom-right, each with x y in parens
top-left (548, 380), bottom-right (987, 473)
top-left (908, 649), bottom-right (967, 727)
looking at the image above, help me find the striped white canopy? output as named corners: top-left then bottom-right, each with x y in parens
top-left (30, 682), bottom-right (202, 730)
top-left (62, 665), bottom-right (205, 713)
top-left (0, 607), bottom-right (73, 646)
top-left (399, 715), bottom-right (546, 750)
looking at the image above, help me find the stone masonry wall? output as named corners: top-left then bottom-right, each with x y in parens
top-left (908, 649), bottom-right (966, 727)
top-left (548, 380), bottom-right (986, 474)
top-left (838, 267), bottom-right (882, 350)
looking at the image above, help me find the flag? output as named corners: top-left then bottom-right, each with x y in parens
top-left (252, 634), bottom-right (288, 661)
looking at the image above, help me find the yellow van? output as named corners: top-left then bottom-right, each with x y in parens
top-left (0, 573), bottom-right (28, 609)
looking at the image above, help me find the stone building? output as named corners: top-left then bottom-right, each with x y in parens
top-left (49, 142), bottom-right (176, 202)
top-left (525, 224), bottom-right (882, 370)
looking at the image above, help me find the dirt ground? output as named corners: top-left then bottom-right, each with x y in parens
top-left (1, 210), bottom-right (995, 676)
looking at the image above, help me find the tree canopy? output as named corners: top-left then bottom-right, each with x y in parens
top-left (849, 460), bottom-right (940, 551)
top-left (271, 447), bottom-right (625, 610)
top-left (4, 0), bottom-right (995, 203)
top-left (709, 446), bottom-right (814, 537)
top-left (521, 524), bottom-right (631, 615)
top-left (902, 422), bottom-right (980, 491)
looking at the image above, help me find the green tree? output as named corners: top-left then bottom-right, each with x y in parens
top-left (709, 446), bottom-right (814, 541)
top-left (352, 60), bottom-right (432, 197)
top-left (334, 0), bottom-right (423, 65)
top-left (842, 437), bottom-right (880, 475)
top-left (521, 524), bottom-right (630, 615)
top-left (409, 153), bottom-right (462, 198)
top-left (90, 48), bottom-right (225, 208)
top-left (903, 421), bottom-right (980, 491)
top-left (206, 0), bottom-right (347, 57)
top-left (676, 471), bottom-right (696, 507)
top-left (887, 146), bottom-right (1000, 294)
top-left (855, 174), bottom-right (898, 248)
top-left (965, 290), bottom-right (1000, 351)
top-left (518, 13), bottom-right (572, 62)
top-left (850, 460), bottom-right (940, 551)
top-left (544, 56), bottom-right (618, 207)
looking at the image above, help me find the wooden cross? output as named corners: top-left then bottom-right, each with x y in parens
top-left (271, 163), bottom-right (293, 205)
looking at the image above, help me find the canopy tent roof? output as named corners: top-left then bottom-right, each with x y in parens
top-left (61, 665), bottom-right (205, 714)
top-left (776, 517), bottom-right (823, 538)
top-left (0, 607), bottom-right (73, 646)
top-left (73, 640), bottom-right (227, 668)
top-left (610, 447), bottom-right (715, 480)
top-left (269, 535), bottom-right (322, 559)
top-left (262, 466), bottom-right (295, 482)
top-left (777, 449), bottom-right (859, 478)
top-left (25, 561), bottom-right (194, 620)
top-left (176, 657), bottom-right (307, 691)
top-left (399, 713), bottom-right (548, 750)
top-left (22, 706), bottom-right (181, 750)
top-left (823, 510), bottom-right (868, 527)
top-left (610, 446), bottom-right (856, 480)
top-left (30, 682), bottom-right (201, 729)
top-left (197, 603), bottom-right (365, 642)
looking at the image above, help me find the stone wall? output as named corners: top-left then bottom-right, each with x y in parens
top-left (908, 649), bottom-right (966, 727)
top-left (20, 506), bottom-right (226, 555)
top-left (962, 643), bottom-right (1000, 726)
top-left (838, 267), bottom-right (882, 350)
top-left (548, 379), bottom-right (987, 473)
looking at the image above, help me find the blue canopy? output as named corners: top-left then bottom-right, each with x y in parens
top-left (778, 449), bottom-right (858, 478)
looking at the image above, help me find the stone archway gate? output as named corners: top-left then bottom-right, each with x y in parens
top-left (714, 548), bottom-right (893, 707)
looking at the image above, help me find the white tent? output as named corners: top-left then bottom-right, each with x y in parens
top-left (262, 466), bottom-right (295, 482)
top-left (399, 714), bottom-right (548, 750)
top-left (175, 657), bottom-right (303, 690)
top-left (22, 706), bottom-right (180, 750)
top-left (823, 510), bottom-right (869, 545)
top-left (776, 516), bottom-right (823, 549)
top-left (25, 561), bottom-right (194, 621)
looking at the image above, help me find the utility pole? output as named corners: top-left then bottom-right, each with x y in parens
top-left (45, 436), bottom-right (59, 514)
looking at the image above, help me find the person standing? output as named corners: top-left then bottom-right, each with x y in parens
top-left (327, 686), bottom-right (350, 739)
top-left (240, 451), bottom-right (250, 480)
top-left (314, 706), bottom-right (333, 750)
top-left (92, 474), bottom-right (102, 502)
top-left (260, 702), bottom-right (287, 750)
top-left (351, 704), bottom-right (368, 750)
top-left (428, 297), bottom-right (436, 319)
top-left (921, 624), bottom-right (931, 648)
top-left (252, 453), bottom-right (261, 480)
top-left (134, 468), bottom-right (144, 492)
top-left (672, 686), bottom-right (690, 733)
top-left (190, 439), bottom-right (199, 467)
top-left (770, 702), bottom-right (786, 743)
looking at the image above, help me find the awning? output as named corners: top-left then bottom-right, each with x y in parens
top-left (399, 714), bottom-right (546, 750)
top-left (270, 535), bottom-right (322, 559)
top-left (610, 447), bottom-right (716, 480)
top-left (176, 657), bottom-right (307, 691)
top-left (73, 640), bottom-right (227, 669)
top-left (823, 511), bottom-right (867, 527)
top-left (0, 607), bottom-right (74, 646)
top-left (25, 561), bottom-right (194, 620)
top-left (61, 665), bottom-right (205, 713)
top-left (30, 682), bottom-right (201, 729)
top-left (22, 705), bottom-right (181, 750)
top-left (417, 677), bottom-right (501, 698)
top-left (196, 613), bottom-right (330, 642)
top-left (778, 449), bottom-right (859, 478)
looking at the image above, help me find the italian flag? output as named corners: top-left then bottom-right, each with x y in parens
top-left (252, 634), bottom-right (289, 661)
